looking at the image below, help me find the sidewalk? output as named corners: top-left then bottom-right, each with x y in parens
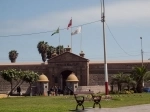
top-left (71, 104), bottom-right (150, 112)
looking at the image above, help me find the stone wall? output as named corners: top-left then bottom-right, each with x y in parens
top-left (76, 86), bottom-right (110, 93)
top-left (0, 61), bottom-right (150, 93)
top-left (0, 64), bottom-right (48, 94)
top-left (89, 62), bottom-right (150, 86)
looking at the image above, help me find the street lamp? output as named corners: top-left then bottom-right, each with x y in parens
top-left (140, 37), bottom-right (144, 87)
top-left (140, 37), bottom-right (143, 66)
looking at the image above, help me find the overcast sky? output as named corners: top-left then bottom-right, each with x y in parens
top-left (0, 0), bottom-right (150, 63)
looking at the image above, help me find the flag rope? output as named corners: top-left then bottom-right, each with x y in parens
top-left (0, 20), bottom-right (100, 38)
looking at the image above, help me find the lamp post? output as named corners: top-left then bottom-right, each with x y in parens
top-left (140, 37), bottom-right (144, 87)
top-left (140, 37), bottom-right (143, 66)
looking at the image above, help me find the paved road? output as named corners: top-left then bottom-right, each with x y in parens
top-left (70, 104), bottom-right (150, 112)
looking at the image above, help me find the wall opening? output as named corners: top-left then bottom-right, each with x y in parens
top-left (61, 70), bottom-right (72, 90)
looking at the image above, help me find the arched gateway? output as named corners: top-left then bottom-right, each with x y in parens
top-left (47, 51), bottom-right (89, 90)
top-left (61, 70), bottom-right (72, 90)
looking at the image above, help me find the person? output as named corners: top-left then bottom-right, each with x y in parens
top-left (58, 86), bottom-right (62, 95)
top-left (47, 90), bottom-right (50, 96)
top-left (50, 86), bottom-right (55, 96)
top-left (54, 86), bottom-right (58, 96)
top-left (17, 86), bottom-right (21, 96)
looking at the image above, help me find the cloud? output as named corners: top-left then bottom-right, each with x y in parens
top-left (0, 0), bottom-right (150, 35)
top-left (106, 0), bottom-right (150, 26)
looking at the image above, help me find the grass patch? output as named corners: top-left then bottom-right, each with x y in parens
top-left (0, 93), bottom-right (150, 112)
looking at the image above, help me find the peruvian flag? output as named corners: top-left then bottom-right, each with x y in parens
top-left (67, 18), bottom-right (72, 30)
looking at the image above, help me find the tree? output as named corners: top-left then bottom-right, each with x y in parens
top-left (111, 72), bottom-right (124, 92)
top-left (23, 70), bottom-right (39, 85)
top-left (9, 50), bottom-right (18, 63)
top-left (0, 69), bottom-right (19, 95)
top-left (111, 72), bottom-right (136, 92)
top-left (22, 70), bottom-right (39, 95)
top-left (47, 45), bottom-right (55, 59)
top-left (0, 69), bottom-right (39, 96)
top-left (144, 71), bottom-right (150, 82)
top-left (37, 41), bottom-right (49, 62)
top-left (56, 45), bottom-right (64, 55)
top-left (123, 74), bottom-right (136, 91)
top-left (132, 66), bottom-right (147, 93)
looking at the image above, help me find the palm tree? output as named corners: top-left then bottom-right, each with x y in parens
top-left (123, 74), bottom-right (136, 91)
top-left (132, 66), bottom-right (147, 93)
top-left (111, 72), bottom-right (137, 93)
top-left (9, 50), bottom-right (18, 63)
top-left (144, 71), bottom-right (150, 82)
top-left (56, 45), bottom-right (64, 55)
top-left (47, 45), bottom-right (64, 59)
top-left (111, 72), bottom-right (125, 92)
top-left (37, 41), bottom-right (49, 62)
top-left (47, 45), bottom-right (55, 59)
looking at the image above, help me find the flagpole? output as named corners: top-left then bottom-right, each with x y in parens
top-left (101, 0), bottom-right (109, 95)
top-left (67, 18), bottom-right (72, 52)
top-left (71, 26), bottom-right (72, 53)
top-left (71, 18), bottom-right (72, 53)
top-left (59, 30), bottom-right (60, 55)
top-left (80, 26), bottom-right (82, 52)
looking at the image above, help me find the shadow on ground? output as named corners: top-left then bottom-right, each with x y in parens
top-left (69, 109), bottom-right (88, 112)
top-left (69, 107), bottom-right (101, 112)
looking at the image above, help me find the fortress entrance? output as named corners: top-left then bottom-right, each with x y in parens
top-left (61, 70), bottom-right (72, 90)
top-left (48, 51), bottom-right (89, 89)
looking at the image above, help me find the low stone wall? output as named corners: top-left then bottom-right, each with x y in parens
top-left (0, 94), bottom-right (7, 98)
top-left (76, 85), bottom-right (110, 93)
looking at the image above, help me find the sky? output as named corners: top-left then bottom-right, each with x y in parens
top-left (0, 0), bottom-right (150, 63)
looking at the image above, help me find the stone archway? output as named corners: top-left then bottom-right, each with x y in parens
top-left (61, 70), bottom-right (72, 90)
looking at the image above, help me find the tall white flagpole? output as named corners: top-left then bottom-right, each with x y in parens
top-left (101, 0), bottom-right (109, 95)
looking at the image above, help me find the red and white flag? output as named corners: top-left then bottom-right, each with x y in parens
top-left (67, 18), bottom-right (72, 30)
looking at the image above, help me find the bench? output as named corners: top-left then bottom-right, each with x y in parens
top-left (74, 94), bottom-right (85, 110)
top-left (74, 91), bottom-right (93, 110)
top-left (91, 93), bottom-right (101, 108)
top-left (73, 91), bottom-right (101, 110)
